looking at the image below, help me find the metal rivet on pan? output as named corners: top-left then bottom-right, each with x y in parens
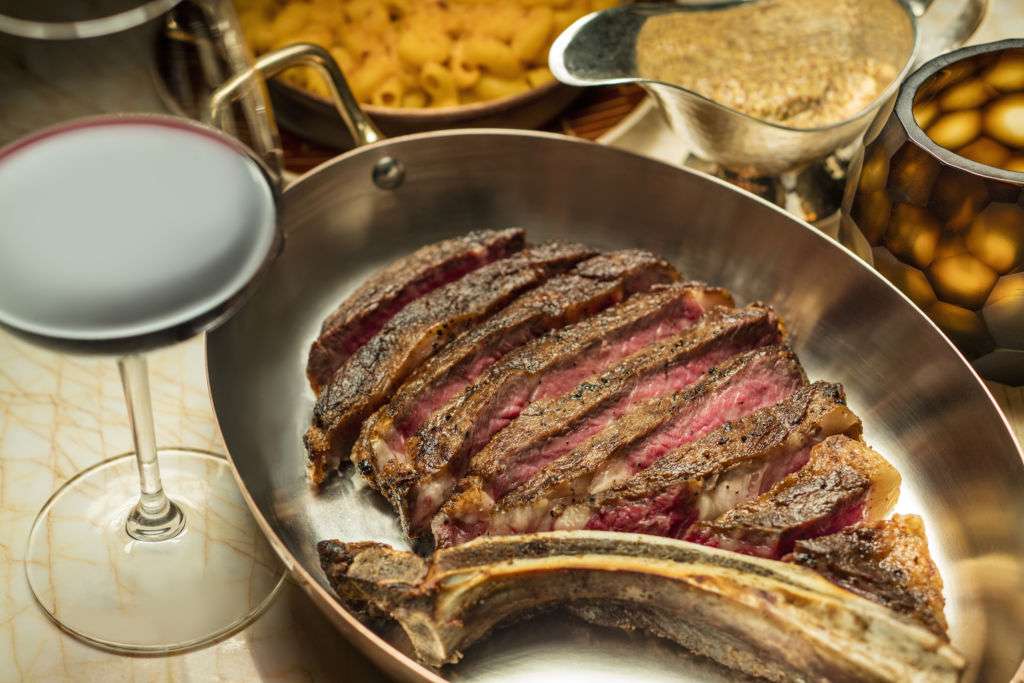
top-left (372, 156), bottom-right (405, 190)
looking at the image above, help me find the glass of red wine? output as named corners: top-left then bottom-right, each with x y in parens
top-left (0, 114), bottom-right (287, 653)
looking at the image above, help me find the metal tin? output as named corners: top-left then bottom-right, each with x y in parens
top-left (549, 0), bottom-right (986, 177)
top-left (841, 39), bottom-right (1024, 384)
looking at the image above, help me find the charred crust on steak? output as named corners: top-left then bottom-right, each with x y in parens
top-left (349, 250), bottom-right (680, 494)
top-left (791, 514), bottom-right (949, 637)
top-left (306, 242), bottom-right (595, 486)
top-left (307, 228), bottom-right (526, 393)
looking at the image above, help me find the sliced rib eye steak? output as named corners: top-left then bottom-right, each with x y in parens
top-left (377, 283), bottom-right (734, 534)
top-left (791, 515), bottom-right (950, 638)
top-left (556, 382), bottom-right (862, 539)
top-left (434, 345), bottom-right (807, 547)
top-left (317, 532), bottom-right (964, 680)
top-left (408, 304), bottom-right (778, 538)
top-left (469, 305), bottom-right (783, 495)
top-left (305, 241), bottom-right (595, 486)
top-left (685, 435), bottom-right (901, 559)
top-left (351, 250), bottom-right (680, 492)
top-left (307, 228), bottom-right (525, 393)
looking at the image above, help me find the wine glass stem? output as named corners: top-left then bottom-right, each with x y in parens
top-left (118, 354), bottom-right (185, 542)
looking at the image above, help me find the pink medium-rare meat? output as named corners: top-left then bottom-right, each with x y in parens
top-left (434, 345), bottom-right (807, 547)
top-left (550, 382), bottom-right (861, 539)
top-left (405, 304), bottom-right (781, 539)
top-left (373, 283), bottom-right (735, 537)
top-left (428, 305), bottom-right (786, 544)
top-left (306, 228), bottom-right (525, 393)
top-left (469, 305), bottom-right (783, 499)
top-left (351, 250), bottom-right (680, 492)
top-left (305, 242), bottom-right (595, 486)
top-left (685, 435), bottom-right (901, 559)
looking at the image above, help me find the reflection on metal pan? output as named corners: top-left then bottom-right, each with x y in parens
top-left (207, 129), bottom-right (1024, 683)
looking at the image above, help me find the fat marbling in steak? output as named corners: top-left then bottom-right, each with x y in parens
top-left (434, 345), bottom-right (808, 547)
top-left (686, 434), bottom-right (901, 558)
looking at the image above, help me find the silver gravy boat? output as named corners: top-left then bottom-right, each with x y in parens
top-left (549, 0), bottom-right (986, 218)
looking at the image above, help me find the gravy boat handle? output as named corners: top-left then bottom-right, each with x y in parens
top-left (549, 3), bottom-right (684, 88)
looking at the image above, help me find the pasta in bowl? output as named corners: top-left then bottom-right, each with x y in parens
top-left (234, 0), bottom-right (620, 145)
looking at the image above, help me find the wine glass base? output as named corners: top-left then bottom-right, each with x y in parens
top-left (25, 448), bottom-right (286, 654)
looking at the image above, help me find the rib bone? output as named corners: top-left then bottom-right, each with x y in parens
top-left (318, 531), bottom-right (964, 681)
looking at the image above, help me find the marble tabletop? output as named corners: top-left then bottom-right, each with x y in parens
top-left (1, 3), bottom-right (1023, 682)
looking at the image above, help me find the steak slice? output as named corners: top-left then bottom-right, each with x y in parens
top-left (307, 228), bottom-right (525, 393)
top-left (409, 304), bottom-right (778, 539)
top-left (559, 382), bottom-right (862, 538)
top-left (305, 242), bottom-right (594, 485)
top-left (379, 283), bottom-right (734, 534)
top-left (352, 250), bottom-right (680, 491)
top-left (318, 531), bottom-right (964, 680)
top-left (791, 515), bottom-right (950, 638)
top-left (470, 305), bottom-right (783, 494)
top-left (434, 345), bottom-right (807, 547)
top-left (685, 435), bottom-right (901, 559)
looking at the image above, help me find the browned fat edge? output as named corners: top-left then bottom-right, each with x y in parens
top-left (791, 514), bottom-right (950, 638)
top-left (433, 345), bottom-right (808, 548)
top-left (684, 435), bottom-right (901, 559)
top-left (306, 228), bottom-right (526, 393)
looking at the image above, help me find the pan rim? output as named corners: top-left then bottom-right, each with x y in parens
top-left (207, 128), bottom-right (1024, 682)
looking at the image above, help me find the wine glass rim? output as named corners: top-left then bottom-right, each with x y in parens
top-left (0, 112), bottom-right (266, 170)
top-left (0, 0), bottom-right (182, 40)
top-left (896, 37), bottom-right (1024, 183)
top-left (0, 113), bottom-right (283, 351)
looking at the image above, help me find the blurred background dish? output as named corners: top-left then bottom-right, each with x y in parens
top-left (550, 0), bottom-right (986, 226)
top-left (155, 15), bottom-right (650, 166)
top-left (272, 84), bottom-right (650, 172)
top-left (841, 39), bottom-right (1024, 385)
top-left (230, 0), bottom-right (623, 148)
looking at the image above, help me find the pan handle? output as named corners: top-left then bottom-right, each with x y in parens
top-left (205, 43), bottom-right (384, 174)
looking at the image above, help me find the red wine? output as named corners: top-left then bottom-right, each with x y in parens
top-left (0, 117), bottom-right (276, 342)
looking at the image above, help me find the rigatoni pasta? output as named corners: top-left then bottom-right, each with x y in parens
top-left (234, 0), bottom-right (620, 109)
